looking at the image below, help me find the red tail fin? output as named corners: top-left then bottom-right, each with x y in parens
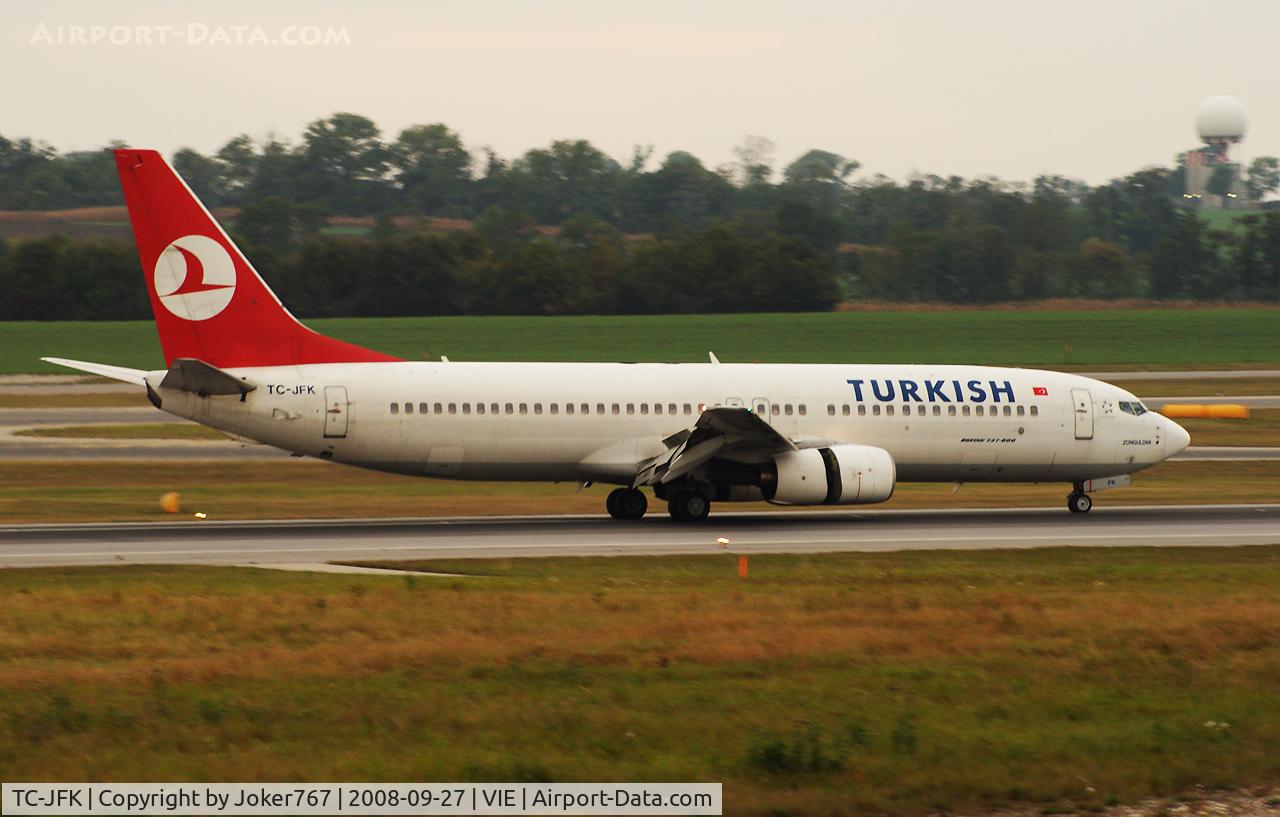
top-left (115, 148), bottom-right (400, 368)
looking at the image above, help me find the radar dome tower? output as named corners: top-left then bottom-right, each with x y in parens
top-left (1185, 96), bottom-right (1249, 207)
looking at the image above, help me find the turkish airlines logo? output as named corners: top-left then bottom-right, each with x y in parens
top-left (153, 235), bottom-right (236, 321)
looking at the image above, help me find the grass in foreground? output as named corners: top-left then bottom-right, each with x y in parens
top-left (6, 308), bottom-right (1280, 374)
top-left (4, 547), bottom-right (1280, 815)
top-left (0, 460), bottom-right (1276, 524)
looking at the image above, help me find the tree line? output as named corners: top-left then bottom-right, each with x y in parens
top-left (3, 113), bottom-right (1280, 320)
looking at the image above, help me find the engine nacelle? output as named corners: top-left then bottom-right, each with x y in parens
top-left (765, 444), bottom-right (896, 505)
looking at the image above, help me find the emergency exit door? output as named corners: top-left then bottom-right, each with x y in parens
top-left (324, 386), bottom-right (349, 438)
top-left (1071, 388), bottom-right (1094, 440)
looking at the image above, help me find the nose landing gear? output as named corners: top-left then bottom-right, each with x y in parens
top-left (1067, 483), bottom-right (1093, 514)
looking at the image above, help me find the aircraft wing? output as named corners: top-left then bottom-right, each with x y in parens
top-left (633, 406), bottom-right (797, 487)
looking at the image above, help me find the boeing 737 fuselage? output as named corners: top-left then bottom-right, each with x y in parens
top-left (45, 150), bottom-right (1190, 521)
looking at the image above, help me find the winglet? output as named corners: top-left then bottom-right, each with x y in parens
top-left (708, 351), bottom-right (720, 364)
top-left (41, 357), bottom-right (147, 385)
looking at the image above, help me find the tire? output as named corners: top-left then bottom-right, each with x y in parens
top-left (1067, 492), bottom-right (1093, 514)
top-left (617, 488), bottom-right (648, 520)
top-left (606, 488), bottom-right (627, 520)
top-left (667, 497), bottom-right (687, 521)
top-left (671, 490), bottom-right (711, 522)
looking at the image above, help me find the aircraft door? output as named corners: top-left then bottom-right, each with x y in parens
top-left (752, 397), bottom-right (772, 424)
top-left (1071, 388), bottom-right (1094, 440)
top-left (323, 385), bottom-right (349, 438)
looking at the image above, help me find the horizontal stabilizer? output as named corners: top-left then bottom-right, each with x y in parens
top-left (159, 358), bottom-right (257, 397)
top-left (41, 357), bottom-right (147, 385)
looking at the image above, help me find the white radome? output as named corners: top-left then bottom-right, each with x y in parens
top-left (1196, 95), bottom-right (1247, 142)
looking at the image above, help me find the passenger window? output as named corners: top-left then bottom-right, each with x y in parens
top-left (857, 405), bottom-right (866, 416)
top-left (976, 406), bottom-right (984, 416)
top-left (1017, 406), bottom-right (1025, 416)
top-left (842, 405), bottom-right (851, 416)
top-left (917, 405), bottom-right (926, 416)
top-left (448, 403), bottom-right (457, 414)
top-left (1030, 406), bottom-right (1039, 416)
top-left (519, 403), bottom-right (528, 414)
top-left (505, 403), bottom-right (513, 414)
top-left (434, 403), bottom-right (443, 414)
top-left (565, 403), bottom-right (574, 415)
top-left (390, 403), bottom-right (399, 415)
top-left (963, 406), bottom-right (971, 416)
top-left (462, 403), bottom-right (470, 414)
top-left (534, 403), bottom-right (543, 414)
top-left (873, 405), bottom-right (881, 416)
top-left (626, 403), bottom-right (635, 414)
top-left (550, 404), bottom-right (559, 415)
top-left (404, 403), bottom-right (413, 415)
top-left (476, 403), bottom-right (485, 415)
top-left (1003, 405), bottom-right (1011, 416)
top-left (668, 403), bottom-right (677, 414)
top-left (612, 404), bottom-right (620, 415)
top-left (798, 405), bottom-right (807, 416)
top-left (654, 404), bottom-right (662, 415)
top-left (582, 403), bottom-right (590, 414)
top-left (491, 403), bottom-right (499, 414)
top-left (640, 404), bottom-right (648, 415)
top-left (419, 402), bottom-right (429, 414)
top-left (683, 404), bottom-right (692, 414)
top-left (597, 403), bottom-right (605, 414)
top-left (784, 405), bottom-right (793, 416)
top-left (948, 405), bottom-right (956, 416)
top-left (771, 404), bottom-right (780, 416)
top-left (932, 405), bottom-right (941, 416)
top-left (887, 406), bottom-right (895, 416)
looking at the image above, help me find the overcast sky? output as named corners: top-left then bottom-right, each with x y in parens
top-left (6, 0), bottom-right (1277, 184)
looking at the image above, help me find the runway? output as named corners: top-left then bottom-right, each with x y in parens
top-left (2, 504), bottom-right (1277, 569)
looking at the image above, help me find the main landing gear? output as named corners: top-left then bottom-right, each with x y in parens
top-left (606, 487), bottom-right (648, 520)
top-left (605, 487), bottom-right (713, 521)
top-left (667, 490), bottom-right (711, 522)
top-left (1067, 482), bottom-right (1093, 514)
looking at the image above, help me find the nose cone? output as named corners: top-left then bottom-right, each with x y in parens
top-left (1165, 417), bottom-right (1191, 457)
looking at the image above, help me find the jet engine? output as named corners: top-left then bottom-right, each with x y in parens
top-left (763, 445), bottom-right (895, 505)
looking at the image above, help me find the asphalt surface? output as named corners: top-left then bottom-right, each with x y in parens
top-left (1, 504), bottom-right (1277, 568)
top-left (1082, 370), bottom-right (1280, 380)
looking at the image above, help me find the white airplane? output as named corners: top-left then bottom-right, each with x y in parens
top-left (45, 149), bottom-right (1190, 521)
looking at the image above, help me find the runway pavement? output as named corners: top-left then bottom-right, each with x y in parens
top-left (1, 504), bottom-right (1277, 569)
top-left (1083, 369), bottom-right (1280, 380)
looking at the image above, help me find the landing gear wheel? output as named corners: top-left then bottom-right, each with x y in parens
top-left (1067, 492), bottom-right (1093, 514)
top-left (607, 487), bottom-right (647, 520)
top-left (668, 490), bottom-right (711, 522)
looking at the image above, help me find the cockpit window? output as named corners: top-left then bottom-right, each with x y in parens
top-left (1119, 401), bottom-right (1149, 416)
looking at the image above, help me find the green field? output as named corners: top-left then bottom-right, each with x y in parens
top-left (4, 308), bottom-right (1280, 374)
top-left (5, 547), bottom-right (1280, 815)
top-left (1198, 207), bottom-right (1265, 235)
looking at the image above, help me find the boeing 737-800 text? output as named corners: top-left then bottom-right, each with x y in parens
top-left (45, 150), bottom-right (1190, 521)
